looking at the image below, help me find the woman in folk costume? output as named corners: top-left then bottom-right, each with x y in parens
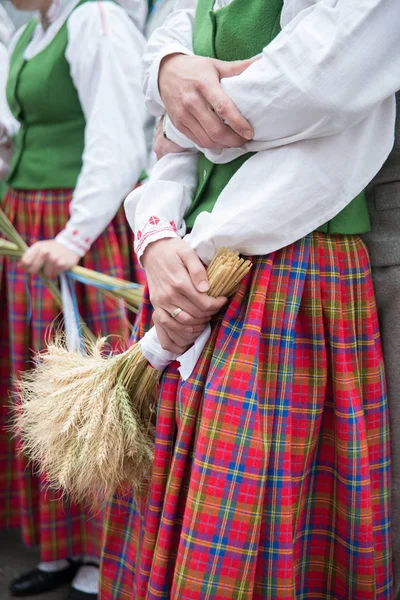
top-left (99, 0), bottom-right (400, 595)
top-left (99, 0), bottom-right (400, 597)
top-left (0, 0), bottom-right (147, 597)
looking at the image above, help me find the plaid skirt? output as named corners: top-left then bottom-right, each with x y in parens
top-left (0, 187), bottom-right (137, 561)
top-left (100, 232), bottom-right (392, 599)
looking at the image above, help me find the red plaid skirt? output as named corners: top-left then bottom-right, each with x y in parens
top-left (0, 187), bottom-right (138, 561)
top-left (100, 233), bottom-right (392, 599)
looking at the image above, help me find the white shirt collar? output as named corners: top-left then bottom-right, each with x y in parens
top-left (35, 0), bottom-right (80, 30)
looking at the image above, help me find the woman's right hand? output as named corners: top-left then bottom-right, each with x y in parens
top-left (142, 237), bottom-right (226, 354)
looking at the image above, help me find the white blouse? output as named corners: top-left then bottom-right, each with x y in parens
top-left (0, 0), bottom-right (148, 257)
top-left (0, 6), bottom-right (14, 179)
top-left (126, 0), bottom-right (399, 265)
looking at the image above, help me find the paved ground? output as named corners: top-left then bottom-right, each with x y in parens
top-left (0, 530), bottom-right (68, 600)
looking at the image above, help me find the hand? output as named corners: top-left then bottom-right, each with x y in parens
top-left (152, 306), bottom-right (208, 354)
top-left (158, 53), bottom-right (256, 150)
top-left (20, 240), bottom-right (80, 278)
top-left (154, 117), bottom-right (185, 161)
top-left (142, 237), bottom-right (226, 354)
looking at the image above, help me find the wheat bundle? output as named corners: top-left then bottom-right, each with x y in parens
top-left (0, 239), bottom-right (143, 314)
top-left (15, 249), bottom-right (252, 506)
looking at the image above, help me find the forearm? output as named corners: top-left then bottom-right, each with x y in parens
top-left (147, 0), bottom-right (399, 159)
top-left (184, 106), bottom-right (394, 264)
top-left (216, 0), bottom-right (399, 146)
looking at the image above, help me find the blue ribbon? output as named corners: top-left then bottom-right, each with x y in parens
top-left (66, 271), bottom-right (142, 294)
top-left (24, 275), bottom-right (33, 322)
top-left (66, 275), bottom-right (83, 342)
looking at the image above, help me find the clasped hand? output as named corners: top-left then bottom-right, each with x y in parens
top-left (142, 238), bottom-right (227, 354)
top-left (158, 53), bottom-right (256, 149)
top-left (20, 240), bottom-right (80, 277)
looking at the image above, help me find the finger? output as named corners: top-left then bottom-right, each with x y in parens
top-left (176, 115), bottom-right (213, 149)
top-left (172, 106), bottom-right (228, 149)
top-left (215, 57), bottom-right (258, 79)
top-left (166, 266), bottom-right (228, 314)
top-left (207, 91), bottom-right (253, 141)
top-left (163, 293), bottom-right (227, 320)
top-left (178, 246), bottom-right (209, 293)
top-left (201, 73), bottom-right (253, 140)
top-left (189, 97), bottom-right (248, 148)
top-left (173, 311), bottom-right (211, 327)
top-left (154, 322), bottom-right (188, 355)
top-left (155, 308), bottom-right (207, 337)
top-left (19, 247), bottom-right (37, 269)
top-left (25, 251), bottom-right (47, 274)
top-left (155, 317), bottom-right (197, 348)
top-left (156, 118), bottom-right (163, 132)
top-left (160, 296), bottom-right (213, 320)
top-left (43, 262), bottom-right (63, 278)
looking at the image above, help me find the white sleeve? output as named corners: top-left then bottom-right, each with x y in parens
top-left (159, 0), bottom-right (400, 164)
top-left (0, 42), bottom-right (12, 178)
top-left (142, 0), bottom-right (397, 262)
top-left (143, 0), bottom-right (197, 117)
top-left (124, 150), bottom-right (199, 264)
top-left (55, 1), bottom-right (147, 256)
top-left (0, 28), bottom-right (21, 149)
top-left (205, 0), bottom-right (400, 161)
top-left (184, 105), bottom-right (394, 264)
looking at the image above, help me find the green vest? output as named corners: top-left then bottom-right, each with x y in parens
top-left (186, 0), bottom-right (371, 234)
top-left (6, 0), bottom-right (88, 189)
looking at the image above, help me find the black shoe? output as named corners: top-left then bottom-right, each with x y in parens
top-left (9, 561), bottom-right (80, 597)
top-left (66, 589), bottom-right (97, 600)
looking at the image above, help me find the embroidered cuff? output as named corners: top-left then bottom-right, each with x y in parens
top-left (56, 228), bottom-right (92, 257)
top-left (135, 217), bottom-right (180, 266)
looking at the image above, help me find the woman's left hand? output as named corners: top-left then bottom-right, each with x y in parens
top-left (20, 240), bottom-right (80, 277)
top-left (154, 117), bottom-right (185, 161)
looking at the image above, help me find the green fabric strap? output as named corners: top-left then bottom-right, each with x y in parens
top-left (0, 181), bottom-right (6, 201)
top-left (186, 0), bottom-right (370, 235)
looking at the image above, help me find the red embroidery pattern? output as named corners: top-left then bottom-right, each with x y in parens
top-left (136, 223), bottom-right (176, 255)
top-left (149, 216), bottom-right (160, 225)
top-left (170, 221), bottom-right (177, 232)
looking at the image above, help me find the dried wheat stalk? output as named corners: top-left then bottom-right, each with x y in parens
top-left (15, 250), bottom-right (251, 506)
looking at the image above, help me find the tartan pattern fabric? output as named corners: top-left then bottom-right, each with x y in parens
top-left (0, 187), bottom-right (137, 560)
top-left (100, 232), bottom-right (392, 599)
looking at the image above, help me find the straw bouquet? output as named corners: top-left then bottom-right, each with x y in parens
top-left (15, 249), bottom-right (252, 506)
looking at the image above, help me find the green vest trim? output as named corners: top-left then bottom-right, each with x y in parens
top-left (7, 0), bottom-right (89, 190)
top-left (186, 0), bottom-right (371, 235)
top-left (0, 181), bottom-right (6, 201)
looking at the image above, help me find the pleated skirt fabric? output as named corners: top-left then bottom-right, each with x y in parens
top-left (100, 232), bottom-right (392, 599)
top-left (0, 187), bottom-right (136, 560)
top-left (101, 233), bottom-right (393, 600)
